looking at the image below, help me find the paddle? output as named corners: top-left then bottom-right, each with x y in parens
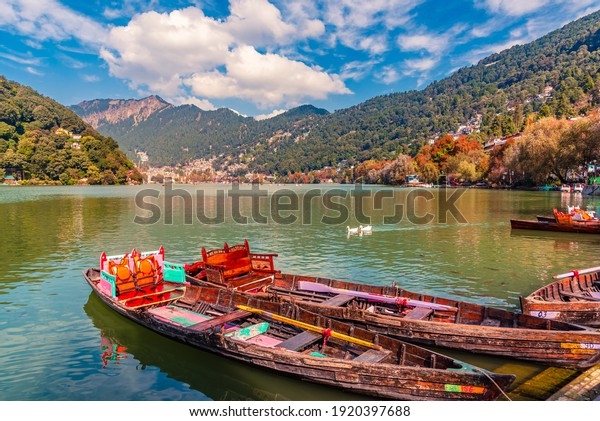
top-left (297, 281), bottom-right (457, 312)
top-left (236, 305), bottom-right (383, 350)
top-left (559, 291), bottom-right (600, 302)
top-left (554, 266), bottom-right (600, 280)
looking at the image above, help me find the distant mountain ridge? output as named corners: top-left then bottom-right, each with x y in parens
top-left (72, 98), bottom-right (330, 167)
top-left (72, 8), bottom-right (600, 173)
top-left (71, 95), bottom-right (172, 128)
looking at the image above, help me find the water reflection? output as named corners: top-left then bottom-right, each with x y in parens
top-left (100, 336), bottom-right (128, 369)
top-left (83, 293), bottom-right (366, 401)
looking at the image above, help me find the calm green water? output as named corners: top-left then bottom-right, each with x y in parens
top-left (2, 184), bottom-right (600, 401)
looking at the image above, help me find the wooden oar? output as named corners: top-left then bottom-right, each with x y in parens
top-left (297, 281), bottom-right (457, 312)
top-left (554, 266), bottom-right (600, 280)
top-left (236, 305), bottom-right (383, 350)
top-left (559, 291), bottom-right (600, 302)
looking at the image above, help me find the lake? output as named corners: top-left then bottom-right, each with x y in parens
top-left (2, 184), bottom-right (600, 401)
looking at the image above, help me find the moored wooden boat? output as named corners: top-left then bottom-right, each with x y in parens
top-left (510, 218), bottom-right (600, 234)
top-left (512, 208), bottom-right (600, 234)
top-left (83, 256), bottom-right (515, 401)
top-left (184, 241), bottom-right (600, 369)
top-left (521, 266), bottom-right (600, 327)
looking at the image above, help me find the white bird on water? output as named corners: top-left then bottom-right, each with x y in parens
top-left (360, 225), bottom-right (373, 233)
top-left (347, 226), bottom-right (359, 234)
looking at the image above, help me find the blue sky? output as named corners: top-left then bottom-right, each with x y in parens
top-left (0, 0), bottom-right (599, 119)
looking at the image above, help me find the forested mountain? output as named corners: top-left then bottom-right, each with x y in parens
top-left (73, 98), bottom-right (329, 167)
top-left (0, 76), bottom-right (139, 184)
top-left (74, 9), bottom-right (600, 174)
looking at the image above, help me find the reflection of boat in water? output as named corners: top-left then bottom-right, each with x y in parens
top-left (83, 292), bottom-right (358, 401)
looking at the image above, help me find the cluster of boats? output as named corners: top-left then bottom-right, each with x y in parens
top-left (83, 241), bottom-right (600, 401)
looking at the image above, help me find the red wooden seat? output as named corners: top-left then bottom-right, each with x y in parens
top-left (201, 240), bottom-right (279, 288)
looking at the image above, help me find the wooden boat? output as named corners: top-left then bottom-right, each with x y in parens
top-left (510, 219), bottom-right (600, 234)
top-left (184, 241), bottom-right (600, 369)
top-left (83, 250), bottom-right (515, 401)
top-left (512, 208), bottom-right (600, 234)
top-left (536, 215), bottom-right (556, 223)
top-left (521, 265), bottom-right (600, 327)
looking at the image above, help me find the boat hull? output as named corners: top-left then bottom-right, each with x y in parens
top-left (510, 219), bottom-right (600, 234)
top-left (188, 272), bottom-right (600, 368)
top-left (84, 268), bottom-right (513, 401)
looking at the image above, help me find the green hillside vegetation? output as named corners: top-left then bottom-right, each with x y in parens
top-left (0, 76), bottom-right (140, 185)
top-left (82, 101), bottom-right (329, 168)
top-left (250, 9), bottom-right (600, 174)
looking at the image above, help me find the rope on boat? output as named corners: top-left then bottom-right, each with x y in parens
top-left (475, 368), bottom-right (512, 401)
top-left (321, 328), bottom-right (332, 347)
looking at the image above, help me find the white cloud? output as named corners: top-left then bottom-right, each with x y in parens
top-left (255, 109), bottom-right (287, 120)
top-left (184, 45), bottom-right (350, 107)
top-left (476, 0), bottom-right (549, 16)
top-left (396, 24), bottom-right (467, 81)
top-left (375, 65), bottom-right (401, 84)
top-left (101, 6), bottom-right (350, 108)
top-left (58, 54), bottom-right (86, 69)
top-left (0, 0), bottom-right (108, 46)
top-left (398, 33), bottom-right (448, 55)
top-left (226, 0), bottom-right (323, 45)
top-left (25, 66), bottom-right (43, 75)
top-left (403, 57), bottom-right (438, 74)
top-left (322, 0), bottom-right (424, 54)
top-left (0, 50), bottom-right (42, 65)
top-left (340, 59), bottom-right (380, 81)
top-left (82, 74), bottom-right (100, 82)
top-left (169, 96), bottom-right (216, 111)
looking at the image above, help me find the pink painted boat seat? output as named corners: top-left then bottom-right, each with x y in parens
top-left (148, 305), bottom-right (211, 326)
top-left (245, 334), bottom-right (283, 348)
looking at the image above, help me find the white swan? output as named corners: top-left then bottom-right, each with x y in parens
top-left (359, 225), bottom-right (373, 233)
top-left (347, 226), bottom-right (359, 234)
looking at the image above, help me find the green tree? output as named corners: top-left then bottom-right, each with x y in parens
top-left (0, 122), bottom-right (16, 140)
top-left (420, 161), bottom-right (439, 184)
top-left (507, 117), bottom-right (571, 184)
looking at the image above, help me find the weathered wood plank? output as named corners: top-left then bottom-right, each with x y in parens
top-left (187, 309), bottom-right (250, 331)
top-left (320, 294), bottom-right (354, 306)
top-left (353, 349), bottom-right (392, 363)
top-left (403, 307), bottom-right (433, 320)
top-left (276, 331), bottom-right (320, 351)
